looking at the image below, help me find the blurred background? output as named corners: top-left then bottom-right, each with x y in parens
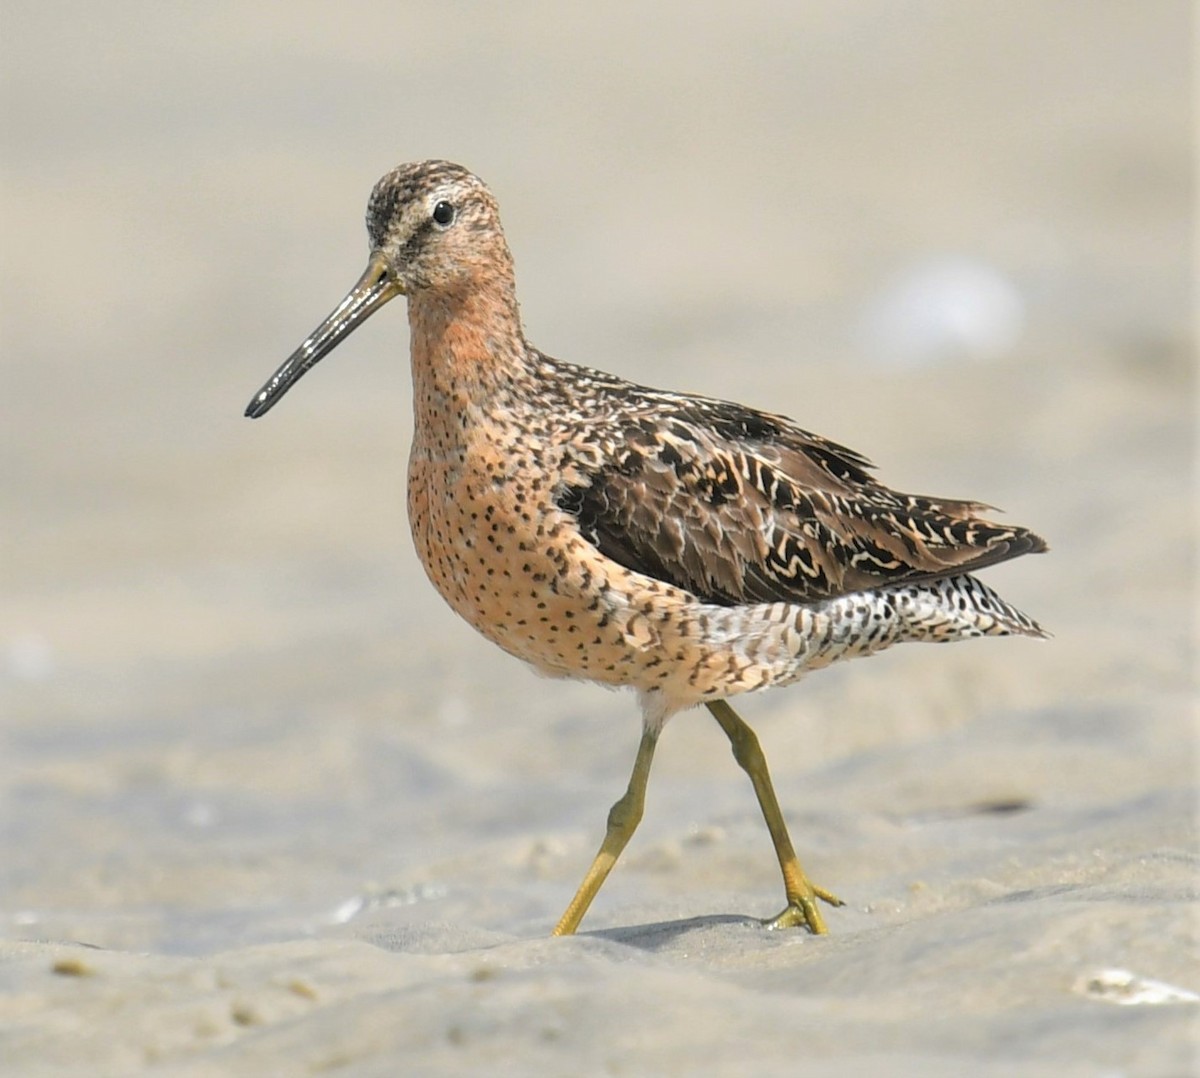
top-left (2, 2), bottom-right (1193, 954)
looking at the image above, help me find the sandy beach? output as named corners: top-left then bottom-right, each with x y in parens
top-left (2, 3), bottom-right (1196, 1074)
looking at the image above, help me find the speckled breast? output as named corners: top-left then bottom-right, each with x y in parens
top-left (405, 441), bottom-right (633, 685)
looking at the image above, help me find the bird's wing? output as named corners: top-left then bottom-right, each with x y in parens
top-left (556, 397), bottom-right (1046, 607)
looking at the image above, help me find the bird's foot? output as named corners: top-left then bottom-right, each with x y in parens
top-left (765, 884), bottom-right (844, 934)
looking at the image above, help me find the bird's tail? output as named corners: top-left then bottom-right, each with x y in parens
top-left (890, 573), bottom-right (1049, 642)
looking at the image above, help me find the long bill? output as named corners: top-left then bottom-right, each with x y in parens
top-left (244, 252), bottom-right (402, 418)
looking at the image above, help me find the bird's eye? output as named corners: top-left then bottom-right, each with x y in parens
top-left (432, 201), bottom-right (455, 227)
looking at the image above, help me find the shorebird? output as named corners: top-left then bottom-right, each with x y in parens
top-left (246, 160), bottom-right (1047, 936)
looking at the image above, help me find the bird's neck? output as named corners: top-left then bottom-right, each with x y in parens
top-left (406, 274), bottom-right (531, 434)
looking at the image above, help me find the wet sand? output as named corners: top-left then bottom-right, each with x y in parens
top-left (2, 3), bottom-right (1196, 1074)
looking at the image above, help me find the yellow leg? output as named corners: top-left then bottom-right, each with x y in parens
top-left (706, 699), bottom-right (843, 934)
top-left (552, 728), bottom-right (659, 936)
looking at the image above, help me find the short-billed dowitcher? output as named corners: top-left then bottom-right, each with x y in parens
top-left (246, 160), bottom-right (1047, 936)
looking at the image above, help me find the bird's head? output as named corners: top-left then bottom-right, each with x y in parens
top-left (245, 159), bottom-right (509, 418)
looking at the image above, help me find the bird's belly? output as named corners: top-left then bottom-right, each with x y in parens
top-left (405, 457), bottom-right (922, 708)
top-left (406, 455), bottom-right (620, 680)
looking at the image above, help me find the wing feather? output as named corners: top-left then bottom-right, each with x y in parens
top-left (556, 393), bottom-right (1046, 607)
